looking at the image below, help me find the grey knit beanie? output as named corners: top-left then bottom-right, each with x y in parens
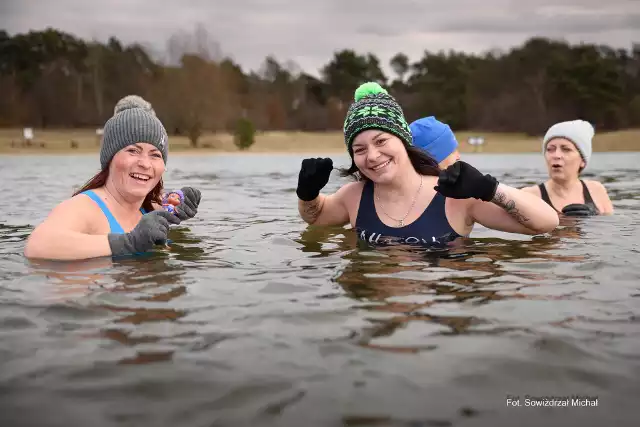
top-left (100, 101), bottom-right (168, 170)
top-left (113, 95), bottom-right (156, 116)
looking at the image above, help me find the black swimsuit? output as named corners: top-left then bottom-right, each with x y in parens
top-left (538, 180), bottom-right (599, 214)
top-left (354, 180), bottom-right (461, 246)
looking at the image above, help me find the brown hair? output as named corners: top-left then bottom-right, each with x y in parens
top-left (72, 162), bottom-right (163, 213)
top-left (339, 145), bottom-right (441, 181)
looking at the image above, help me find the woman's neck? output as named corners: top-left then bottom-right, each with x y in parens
top-left (374, 167), bottom-right (424, 202)
top-left (102, 181), bottom-right (144, 212)
top-left (548, 177), bottom-right (581, 197)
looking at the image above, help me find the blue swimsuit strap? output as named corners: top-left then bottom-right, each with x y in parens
top-left (82, 190), bottom-right (146, 234)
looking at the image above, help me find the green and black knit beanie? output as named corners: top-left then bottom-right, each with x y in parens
top-left (343, 82), bottom-right (413, 155)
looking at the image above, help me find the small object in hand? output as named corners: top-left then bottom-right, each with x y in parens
top-left (561, 203), bottom-right (597, 217)
top-left (162, 190), bottom-right (184, 215)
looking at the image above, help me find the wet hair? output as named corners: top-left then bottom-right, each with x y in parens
top-left (339, 144), bottom-right (441, 181)
top-left (72, 162), bottom-right (163, 213)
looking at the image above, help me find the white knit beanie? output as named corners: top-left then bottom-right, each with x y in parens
top-left (542, 120), bottom-right (594, 170)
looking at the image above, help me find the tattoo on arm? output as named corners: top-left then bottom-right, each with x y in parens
top-left (492, 191), bottom-right (530, 224)
top-left (301, 199), bottom-right (322, 223)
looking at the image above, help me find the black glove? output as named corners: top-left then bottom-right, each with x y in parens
top-left (561, 203), bottom-right (596, 217)
top-left (108, 210), bottom-right (181, 256)
top-left (296, 158), bottom-right (334, 201)
top-left (174, 187), bottom-right (201, 221)
top-left (434, 161), bottom-right (498, 202)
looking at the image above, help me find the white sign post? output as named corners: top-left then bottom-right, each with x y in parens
top-left (23, 127), bottom-right (34, 145)
top-left (468, 136), bottom-right (485, 152)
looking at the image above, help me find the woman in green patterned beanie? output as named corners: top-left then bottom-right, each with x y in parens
top-left (294, 82), bottom-right (560, 246)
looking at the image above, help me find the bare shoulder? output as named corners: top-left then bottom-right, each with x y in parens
top-left (519, 184), bottom-right (541, 196)
top-left (330, 181), bottom-right (364, 218)
top-left (583, 179), bottom-right (614, 214)
top-left (335, 180), bottom-right (365, 198)
top-left (52, 193), bottom-right (98, 214)
top-left (330, 180), bottom-right (365, 204)
top-left (583, 179), bottom-right (609, 194)
top-left (41, 193), bottom-right (102, 231)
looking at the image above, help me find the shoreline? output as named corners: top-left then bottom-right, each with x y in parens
top-left (2, 146), bottom-right (640, 156)
top-left (0, 148), bottom-right (350, 156)
top-left (2, 128), bottom-right (639, 156)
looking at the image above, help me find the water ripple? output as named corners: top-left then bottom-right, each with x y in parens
top-left (1, 152), bottom-right (639, 426)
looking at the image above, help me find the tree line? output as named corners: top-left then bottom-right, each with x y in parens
top-left (1, 26), bottom-right (638, 146)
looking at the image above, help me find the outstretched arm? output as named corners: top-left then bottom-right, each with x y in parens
top-left (298, 184), bottom-right (352, 226)
top-left (470, 184), bottom-right (559, 235)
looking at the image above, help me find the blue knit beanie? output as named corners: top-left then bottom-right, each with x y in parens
top-left (409, 116), bottom-right (458, 163)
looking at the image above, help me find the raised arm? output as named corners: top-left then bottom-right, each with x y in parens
top-left (470, 184), bottom-right (559, 234)
top-left (296, 157), bottom-right (350, 226)
top-left (434, 161), bottom-right (558, 235)
top-left (298, 184), bottom-right (357, 226)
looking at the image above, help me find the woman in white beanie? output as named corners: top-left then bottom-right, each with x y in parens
top-left (521, 120), bottom-right (613, 216)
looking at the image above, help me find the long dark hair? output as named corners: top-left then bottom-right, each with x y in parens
top-left (72, 163), bottom-right (163, 213)
top-left (339, 144), bottom-right (441, 181)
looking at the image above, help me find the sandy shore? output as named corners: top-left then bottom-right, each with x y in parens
top-left (1, 128), bottom-right (639, 155)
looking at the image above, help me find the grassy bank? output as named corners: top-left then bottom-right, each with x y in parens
top-left (1, 128), bottom-right (639, 155)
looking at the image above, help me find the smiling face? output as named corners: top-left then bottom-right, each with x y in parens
top-left (544, 137), bottom-right (585, 181)
top-left (108, 142), bottom-right (165, 199)
top-left (351, 130), bottom-right (409, 184)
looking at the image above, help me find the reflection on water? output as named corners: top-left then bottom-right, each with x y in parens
top-left (1, 152), bottom-right (640, 426)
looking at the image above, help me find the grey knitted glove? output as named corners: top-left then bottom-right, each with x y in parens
top-left (174, 187), bottom-right (201, 221)
top-left (108, 210), bottom-right (181, 256)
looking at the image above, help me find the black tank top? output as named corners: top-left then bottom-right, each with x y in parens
top-left (538, 180), bottom-right (598, 213)
top-left (355, 180), bottom-right (461, 246)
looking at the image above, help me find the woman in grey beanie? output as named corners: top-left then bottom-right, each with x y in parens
top-left (24, 95), bottom-right (202, 260)
top-left (521, 120), bottom-right (613, 216)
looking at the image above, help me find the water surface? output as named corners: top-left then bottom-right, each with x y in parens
top-left (1, 152), bottom-right (639, 426)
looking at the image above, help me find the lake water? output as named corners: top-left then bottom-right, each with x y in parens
top-left (1, 152), bottom-right (639, 427)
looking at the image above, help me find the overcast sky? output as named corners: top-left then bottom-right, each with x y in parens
top-left (2, 0), bottom-right (638, 77)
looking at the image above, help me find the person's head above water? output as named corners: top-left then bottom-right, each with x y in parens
top-left (519, 119), bottom-right (613, 216)
top-left (341, 82), bottom-right (439, 182)
top-left (409, 116), bottom-right (460, 169)
top-left (542, 119), bottom-right (593, 178)
top-left (343, 82), bottom-right (414, 151)
top-left (88, 98), bottom-right (169, 208)
top-left (101, 98), bottom-right (168, 171)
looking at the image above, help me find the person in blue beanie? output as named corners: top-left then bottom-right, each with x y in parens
top-left (409, 116), bottom-right (460, 169)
